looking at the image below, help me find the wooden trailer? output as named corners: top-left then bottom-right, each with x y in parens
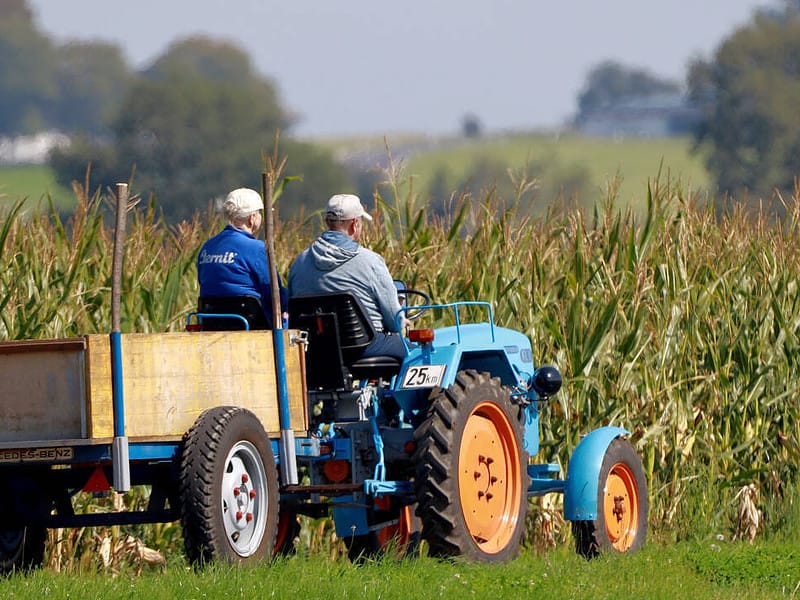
top-left (0, 329), bottom-right (309, 570)
top-left (0, 330), bottom-right (308, 447)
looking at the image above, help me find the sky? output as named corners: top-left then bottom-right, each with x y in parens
top-left (28, 0), bottom-right (772, 138)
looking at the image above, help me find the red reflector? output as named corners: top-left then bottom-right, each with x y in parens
top-left (408, 328), bottom-right (434, 344)
top-left (82, 466), bottom-right (111, 493)
top-left (185, 323), bottom-right (203, 332)
top-left (323, 460), bottom-right (350, 483)
top-left (403, 441), bottom-right (417, 454)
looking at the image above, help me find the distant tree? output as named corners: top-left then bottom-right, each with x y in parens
top-left (461, 113), bottom-right (482, 138)
top-left (50, 36), bottom-right (349, 222)
top-left (0, 0), bottom-right (57, 134)
top-left (118, 83), bottom-right (281, 219)
top-left (49, 42), bottom-right (133, 137)
top-left (141, 36), bottom-right (287, 130)
top-left (688, 9), bottom-right (800, 208)
top-left (575, 61), bottom-right (682, 123)
top-left (145, 36), bottom-right (260, 82)
top-left (48, 135), bottom-right (121, 195)
top-left (277, 140), bottom-right (353, 220)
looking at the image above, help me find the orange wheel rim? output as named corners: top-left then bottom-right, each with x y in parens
top-left (602, 462), bottom-right (640, 551)
top-left (458, 401), bottom-right (522, 554)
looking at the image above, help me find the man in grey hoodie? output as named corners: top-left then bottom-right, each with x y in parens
top-left (288, 194), bottom-right (407, 360)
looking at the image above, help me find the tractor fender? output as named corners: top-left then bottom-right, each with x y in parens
top-left (563, 426), bottom-right (629, 521)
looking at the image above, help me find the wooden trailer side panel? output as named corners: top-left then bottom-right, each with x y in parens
top-left (0, 339), bottom-right (87, 442)
top-left (85, 330), bottom-right (307, 439)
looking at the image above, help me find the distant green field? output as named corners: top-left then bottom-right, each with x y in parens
top-left (0, 164), bottom-right (73, 211)
top-left (0, 134), bottom-right (710, 217)
top-left (403, 133), bottom-right (711, 213)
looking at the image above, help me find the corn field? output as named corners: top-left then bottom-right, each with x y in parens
top-left (1, 169), bottom-right (799, 563)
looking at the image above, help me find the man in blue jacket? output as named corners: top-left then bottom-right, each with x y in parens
top-left (288, 193), bottom-right (407, 360)
top-left (197, 187), bottom-right (287, 328)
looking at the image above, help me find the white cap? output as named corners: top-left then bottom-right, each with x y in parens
top-left (222, 188), bottom-right (264, 219)
top-left (325, 194), bottom-right (373, 221)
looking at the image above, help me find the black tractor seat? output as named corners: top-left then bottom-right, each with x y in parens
top-left (289, 292), bottom-right (404, 390)
top-left (348, 355), bottom-right (402, 381)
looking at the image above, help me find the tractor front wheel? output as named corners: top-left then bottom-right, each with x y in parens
top-left (572, 437), bottom-right (648, 558)
top-left (414, 370), bottom-right (528, 563)
top-left (179, 407), bottom-right (279, 566)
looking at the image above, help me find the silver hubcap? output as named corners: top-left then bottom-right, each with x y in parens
top-left (221, 441), bottom-right (267, 557)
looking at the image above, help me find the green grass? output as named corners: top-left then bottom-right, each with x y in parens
top-left (1, 541), bottom-right (796, 599)
top-left (0, 164), bottom-right (73, 211)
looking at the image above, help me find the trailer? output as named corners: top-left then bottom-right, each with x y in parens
top-left (0, 186), bottom-right (648, 571)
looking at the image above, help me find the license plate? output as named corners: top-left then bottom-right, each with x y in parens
top-left (401, 365), bottom-right (446, 388)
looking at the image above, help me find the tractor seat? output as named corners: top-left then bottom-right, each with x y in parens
top-left (289, 292), bottom-right (404, 390)
top-left (197, 295), bottom-right (269, 331)
top-left (349, 355), bottom-right (403, 381)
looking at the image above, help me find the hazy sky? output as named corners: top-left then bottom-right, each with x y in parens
top-left (28, 0), bottom-right (771, 138)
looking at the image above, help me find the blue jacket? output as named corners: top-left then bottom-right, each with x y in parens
top-left (197, 225), bottom-right (287, 326)
top-left (288, 231), bottom-right (402, 332)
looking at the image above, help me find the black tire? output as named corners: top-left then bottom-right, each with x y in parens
top-left (572, 437), bottom-right (648, 558)
top-left (179, 406), bottom-right (279, 566)
top-left (0, 526), bottom-right (46, 575)
top-left (413, 370), bottom-right (529, 563)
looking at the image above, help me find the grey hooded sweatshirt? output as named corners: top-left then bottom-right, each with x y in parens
top-left (288, 231), bottom-right (402, 332)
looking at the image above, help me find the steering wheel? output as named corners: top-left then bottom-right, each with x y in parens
top-left (398, 288), bottom-right (431, 321)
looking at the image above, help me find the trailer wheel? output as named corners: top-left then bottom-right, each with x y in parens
top-left (572, 438), bottom-right (648, 558)
top-left (345, 503), bottom-right (420, 562)
top-left (179, 406), bottom-right (279, 566)
top-left (0, 526), bottom-right (46, 574)
top-left (414, 370), bottom-right (528, 563)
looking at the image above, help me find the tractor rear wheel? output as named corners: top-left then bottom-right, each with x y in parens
top-left (179, 407), bottom-right (279, 566)
top-left (572, 438), bottom-right (647, 558)
top-left (0, 526), bottom-right (46, 574)
top-left (414, 370), bottom-right (528, 563)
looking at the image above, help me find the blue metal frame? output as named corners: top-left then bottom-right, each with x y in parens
top-left (185, 312), bottom-right (250, 330)
top-left (0, 440), bottom-right (182, 466)
top-left (528, 463), bottom-right (565, 495)
top-left (332, 495), bottom-right (370, 537)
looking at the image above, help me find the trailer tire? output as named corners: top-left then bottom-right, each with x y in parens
top-left (0, 526), bottom-right (46, 574)
top-left (414, 370), bottom-right (528, 563)
top-left (179, 406), bottom-right (279, 566)
top-left (572, 437), bottom-right (648, 558)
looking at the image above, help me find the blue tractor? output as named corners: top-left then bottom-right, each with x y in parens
top-left (263, 287), bottom-right (649, 562)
